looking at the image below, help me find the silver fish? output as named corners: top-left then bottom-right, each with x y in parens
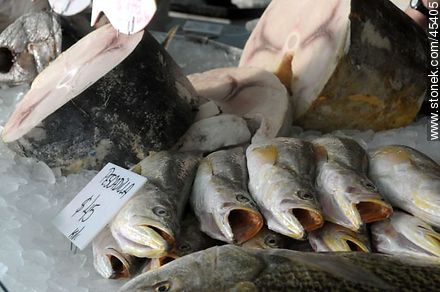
top-left (369, 145), bottom-right (440, 228)
top-left (0, 0), bottom-right (49, 32)
top-left (0, 11), bottom-right (61, 86)
top-left (191, 147), bottom-right (263, 243)
top-left (309, 222), bottom-right (370, 252)
top-left (119, 245), bottom-right (440, 292)
top-left (246, 138), bottom-right (324, 239)
top-left (371, 211), bottom-right (440, 259)
top-left (241, 226), bottom-right (288, 249)
top-left (111, 151), bottom-right (201, 258)
top-left (313, 136), bottom-right (392, 231)
top-left (92, 227), bottom-right (142, 279)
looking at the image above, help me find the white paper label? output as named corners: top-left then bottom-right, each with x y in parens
top-left (48, 0), bottom-right (91, 16)
top-left (53, 163), bottom-right (147, 250)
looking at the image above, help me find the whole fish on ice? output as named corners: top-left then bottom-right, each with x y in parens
top-left (241, 227), bottom-right (288, 250)
top-left (369, 145), bottom-right (440, 228)
top-left (0, 11), bottom-right (61, 86)
top-left (120, 245), bottom-right (440, 291)
top-left (313, 136), bottom-right (392, 231)
top-left (371, 211), bottom-right (440, 259)
top-left (191, 147), bottom-right (263, 244)
top-left (111, 151), bottom-right (201, 258)
top-left (247, 138), bottom-right (324, 239)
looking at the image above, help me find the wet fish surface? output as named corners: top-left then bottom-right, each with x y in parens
top-left (111, 151), bottom-right (201, 258)
top-left (369, 145), bottom-right (440, 228)
top-left (372, 211), bottom-right (440, 259)
top-left (92, 227), bottom-right (143, 279)
top-left (191, 147), bottom-right (263, 244)
top-left (247, 138), bottom-right (324, 239)
top-left (313, 136), bottom-right (392, 231)
top-left (0, 11), bottom-right (61, 86)
top-left (120, 245), bottom-right (440, 291)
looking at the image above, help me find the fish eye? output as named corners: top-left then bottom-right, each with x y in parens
top-left (178, 243), bottom-right (191, 252)
top-left (296, 191), bottom-right (312, 200)
top-left (236, 194), bottom-right (250, 203)
top-left (154, 281), bottom-right (171, 292)
top-left (362, 181), bottom-right (377, 191)
top-left (264, 235), bottom-right (278, 247)
top-left (153, 207), bottom-right (169, 217)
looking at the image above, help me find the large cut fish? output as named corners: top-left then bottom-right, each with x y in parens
top-left (240, 0), bottom-right (427, 132)
top-left (309, 222), bottom-right (370, 252)
top-left (111, 152), bottom-right (201, 258)
top-left (120, 245), bottom-right (440, 291)
top-left (192, 147), bottom-right (263, 244)
top-left (2, 24), bottom-right (197, 173)
top-left (313, 136), bottom-right (392, 231)
top-left (188, 67), bottom-right (291, 143)
top-left (246, 138), bottom-right (324, 239)
top-left (371, 211), bottom-right (440, 259)
top-left (92, 227), bottom-right (143, 279)
top-left (369, 145), bottom-right (440, 228)
top-left (0, 11), bottom-right (61, 86)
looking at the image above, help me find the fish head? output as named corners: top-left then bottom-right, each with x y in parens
top-left (94, 247), bottom-right (134, 279)
top-left (317, 161), bottom-right (392, 230)
top-left (241, 227), bottom-right (287, 249)
top-left (119, 245), bottom-right (265, 292)
top-left (310, 223), bottom-right (370, 252)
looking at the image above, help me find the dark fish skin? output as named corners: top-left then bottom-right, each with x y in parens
top-left (119, 245), bottom-right (440, 291)
top-left (7, 29), bottom-right (198, 174)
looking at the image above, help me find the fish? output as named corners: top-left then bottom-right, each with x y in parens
top-left (0, 11), bottom-right (61, 86)
top-left (240, 0), bottom-right (427, 132)
top-left (110, 151), bottom-right (201, 258)
top-left (371, 211), bottom-right (440, 259)
top-left (191, 147), bottom-right (264, 244)
top-left (241, 227), bottom-right (288, 249)
top-left (246, 138), bottom-right (324, 239)
top-left (174, 114), bottom-right (251, 154)
top-left (92, 227), bottom-right (143, 279)
top-left (369, 145), bottom-right (440, 228)
top-left (2, 24), bottom-right (198, 173)
top-left (309, 222), bottom-right (370, 252)
top-left (0, 0), bottom-right (49, 32)
top-left (140, 215), bottom-right (218, 273)
top-left (119, 244), bottom-right (440, 291)
top-left (313, 136), bottom-right (393, 231)
top-left (187, 67), bottom-right (292, 143)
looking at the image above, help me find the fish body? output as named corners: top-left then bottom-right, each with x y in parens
top-left (369, 145), bottom-right (440, 228)
top-left (120, 245), bottom-right (440, 291)
top-left (3, 25), bottom-right (197, 173)
top-left (313, 136), bottom-right (392, 231)
top-left (191, 147), bottom-right (263, 243)
top-left (0, 11), bottom-right (61, 86)
top-left (371, 211), bottom-right (440, 259)
top-left (309, 222), bottom-right (370, 252)
top-left (246, 138), bottom-right (324, 239)
top-left (111, 151), bottom-right (201, 258)
top-left (92, 227), bottom-right (142, 279)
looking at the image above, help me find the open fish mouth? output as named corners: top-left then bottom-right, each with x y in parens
top-left (334, 236), bottom-right (369, 252)
top-left (97, 248), bottom-right (132, 279)
top-left (272, 207), bottom-right (323, 239)
top-left (355, 199), bottom-right (393, 224)
top-left (217, 207), bottom-right (264, 244)
top-left (142, 254), bottom-right (179, 273)
top-left (290, 208), bottom-right (324, 232)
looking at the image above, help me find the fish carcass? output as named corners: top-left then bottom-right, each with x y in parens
top-left (92, 227), bottom-right (143, 279)
top-left (111, 151), bottom-right (201, 258)
top-left (188, 67), bottom-right (291, 142)
top-left (309, 222), bottom-right (370, 252)
top-left (2, 24), bottom-right (198, 173)
top-left (313, 136), bottom-right (393, 231)
top-left (0, 11), bottom-right (61, 86)
top-left (246, 138), bottom-right (324, 239)
top-left (240, 0), bottom-right (427, 132)
top-left (192, 147), bottom-right (264, 244)
top-left (120, 245), bottom-right (440, 291)
top-left (369, 145), bottom-right (440, 228)
top-left (371, 211), bottom-right (440, 259)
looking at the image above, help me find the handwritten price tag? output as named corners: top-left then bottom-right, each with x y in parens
top-left (91, 0), bottom-right (157, 35)
top-left (53, 163), bottom-right (147, 250)
top-left (48, 0), bottom-right (91, 16)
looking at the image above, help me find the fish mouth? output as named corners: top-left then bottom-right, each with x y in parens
top-left (142, 254), bottom-right (179, 273)
top-left (112, 223), bottom-right (174, 258)
top-left (341, 237), bottom-right (369, 252)
top-left (217, 208), bottom-right (264, 244)
top-left (291, 208), bottom-right (324, 232)
top-left (356, 200), bottom-right (393, 224)
top-left (0, 47), bottom-right (13, 73)
top-left (96, 249), bottom-right (131, 279)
